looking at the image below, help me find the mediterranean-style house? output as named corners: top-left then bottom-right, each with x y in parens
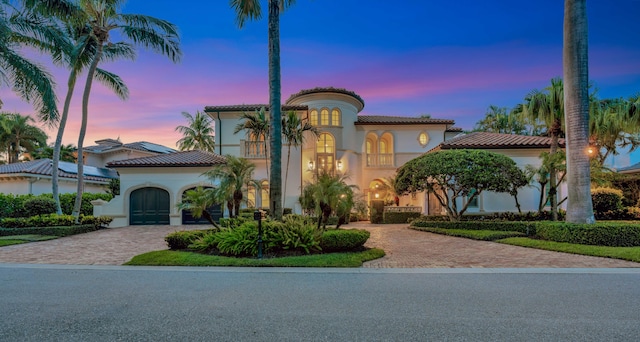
top-left (1, 87), bottom-right (569, 226)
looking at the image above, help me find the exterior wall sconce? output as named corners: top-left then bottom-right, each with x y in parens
top-left (336, 160), bottom-right (343, 172)
top-left (374, 193), bottom-right (380, 199)
top-left (587, 146), bottom-right (595, 156)
top-left (308, 160), bottom-right (315, 170)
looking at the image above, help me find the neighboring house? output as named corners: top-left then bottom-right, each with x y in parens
top-left (83, 138), bottom-right (176, 168)
top-left (616, 162), bottom-right (640, 175)
top-left (94, 150), bottom-right (226, 227)
top-left (0, 159), bottom-right (118, 195)
top-left (425, 132), bottom-right (567, 214)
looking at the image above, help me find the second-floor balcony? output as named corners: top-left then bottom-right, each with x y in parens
top-left (241, 140), bottom-right (266, 159)
top-left (366, 153), bottom-right (394, 167)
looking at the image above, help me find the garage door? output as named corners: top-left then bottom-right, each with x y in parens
top-left (130, 187), bottom-right (170, 225)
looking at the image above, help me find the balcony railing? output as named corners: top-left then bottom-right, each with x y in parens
top-left (366, 153), bottom-right (394, 167)
top-left (241, 140), bottom-right (266, 158)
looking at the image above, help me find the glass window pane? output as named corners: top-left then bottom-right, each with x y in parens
top-left (332, 109), bottom-right (340, 126)
top-left (321, 109), bottom-right (329, 126)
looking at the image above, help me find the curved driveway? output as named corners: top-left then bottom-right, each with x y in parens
top-left (0, 222), bottom-right (639, 267)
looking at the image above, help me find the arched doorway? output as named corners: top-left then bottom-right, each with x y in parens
top-left (129, 187), bottom-right (170, 225)
top-left (181, 187), bottom-right (222, 224)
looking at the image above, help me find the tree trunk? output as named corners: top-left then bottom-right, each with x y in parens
top-left (564, 0), bottom-right (595, 223)
top-left (53, 69), bottom-right (78, 215)
top-left (283, 143), bottom-right (291, 209)
top-left (268, 0), bottom-right (283, 220)
top-left (73, 44), bottom-right (103, 221)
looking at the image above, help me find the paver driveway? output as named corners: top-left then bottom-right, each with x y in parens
top-left (0, 222), bottom-right (639, 267)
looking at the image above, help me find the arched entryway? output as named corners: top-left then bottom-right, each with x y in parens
top-left (129, 187), bottom-right (170, 225)
top-left (181, 187), bottom-right (222, 224)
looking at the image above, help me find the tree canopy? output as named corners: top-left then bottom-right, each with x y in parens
top-left (395, 149), bottom-right (527, 221)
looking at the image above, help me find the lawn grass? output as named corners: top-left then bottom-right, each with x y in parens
top-left (417, 228), bottom-right (525, 241)
top-left (498, 237), bottom-right (640, 263)
top-left (125, 248), bottom-right (385, 267)
top-left (0, 239), bottom-right (28, 247)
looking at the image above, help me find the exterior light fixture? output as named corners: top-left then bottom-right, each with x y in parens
top-left (375, 193), bottom-right (380, 199)
top-left (587, 146), bottom-right (595, 156)
top-left (308, 160), bottom-right (314, 170)
top-left (336, 160), bottom-right (343, 171)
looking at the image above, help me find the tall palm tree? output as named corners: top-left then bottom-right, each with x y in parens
top-left (70, 0), bottom-right (182, 219)
top-left (0, 112), bottom-right (47, 163)
top-left (175, 111), bottom-right (216, 152)
top-left (231, 0), bottom-right (296, 221)
top-left (234, 107), bottom-right (270, 178)
top-left (589, 98), bottom-right (640, 165)
top-left (203, 155), bottom-right (256, 218)
top-left (281, 110), bottom-right (319, 207)
top-left (564, 0), bottom-right (594, 223)
top-left (523, 78), bottom-right (564, 220)
top-left (32, 143), bottom-right (76, 162)
top-left (0, 0), bottom-right (60, 122)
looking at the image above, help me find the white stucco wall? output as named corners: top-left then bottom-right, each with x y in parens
top-left (0, 176), bottom-right (107, 196)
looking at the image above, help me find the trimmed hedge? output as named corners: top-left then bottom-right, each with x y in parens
top-left (23, 197), bottom-right (57, 216)
top-left (0, 214), bottom-right (112, 229)
top-left (0, 193), bottom-right (112, 218)
top-left (320, 229), bottom-right (370, 252)
top-left (591, 187), bottom-right (623, 213)
top-left (0, 224), bottom-right (99, 237)
top-left (411, 220), bottom-right (537, 235)
top-left (165, 230), bottom-right (215, 250)
top-left (383, 211), bottom-right (421, 224)
top-left (414, 211), bottom-right (565, 222)
top-left (535, 222), bottom-right (640, 247)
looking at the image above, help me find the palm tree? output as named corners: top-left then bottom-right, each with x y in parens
top-left (0, 0), bottom-right (61, 122)
top-left (231, 0), bottom-right (297, 221)
top-left (176, 187), bottom-right (221, 229)
top-left (32, 143), bottom-right (76, 162)
top-left (589, 98), bottom-right (640, 165)
top-left (203, 155), bottom-right (256, 218)
top-left (0, 112), bottom-right (47, 163)
top-left (302, 171), bottom-right (357, 230)
top-left (564, 0), bottom-right (594, 223)
top-left (281, 110), bottom-right (319, 207)
top-left (175, 111), bottom-right (216, 152)
top-left (523, 78), bottom-right (565, 220)
top-left (234, 107), bottom-right (270, 178)
top-left (70, 0), bottom-right (182, 219)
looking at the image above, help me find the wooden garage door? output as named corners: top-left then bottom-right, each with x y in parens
top-left (130, 187), bottom-right (170, 225)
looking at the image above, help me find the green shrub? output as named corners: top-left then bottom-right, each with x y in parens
top-left (23, 197), bottom-right (57, 216)
top-left (0, 193), bottom-right (32, 218)
top-left (414, 211), bottom-right (565, 222)
top-left (410, 220), bottom-right (537, 236)
top-left (383, 211), bottom-right (421, 224)
top-left (535, 221), bottom-right (640, 247)
top-left (370, 200), bottom-right (384, 224)
top-left (0, 214), bottom-right (111, 229)
top-left (267, 216), bottom-right (322, 254)
top-left (165, 230), bottom-right (213, 250)
top-left (0, 224), bottom-right (98, 237)
top-left (191, 222), bottom-right (259, 256)
top-left (591, 188), bottom-right (624, 213)
top-left (0, 193), bottom-right (112, 218)
top-left (321, 229), bottom-right (370, 252)
top-left (595, 207), bottom-right (640, 220)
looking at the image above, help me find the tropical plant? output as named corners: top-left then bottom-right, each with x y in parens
top-left (69, 0), bottom-right (181, 220)
top-left (589, 97), bottom-right (640, 165)
top-left (301, 171), bottom-right (357, 229)
top-left (0, 112), bottom-right (47, 163)
top-left (525, 151), bottom-right (568, 213)
top-left (522, 78), bottom-right (565, 220)
top-left (234, 107), bottom-right (269, 178)
top-left (203, 155), bottom-right (256, 218)
top-left (231, 0), bottom-right (297, 220)
top-left (473, 105), bottom-right (530, 135)
top-left (0, 0), bottom-right (59, 122)
top-left (564, 0), bottom-right (595, 223)
top-left (281, 110), bottom-right (319, 206)
top-left (176, 187), bottom-right (221, 229)
top-left (31, 143), bottom-right (76, 162)
top-left (395, 149), bottom-right (528, 221)
top-left (175, 111), bottom-right (216, 152)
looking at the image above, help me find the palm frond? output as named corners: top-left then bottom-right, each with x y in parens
top-left (94, 68), bottom-right (129, 100)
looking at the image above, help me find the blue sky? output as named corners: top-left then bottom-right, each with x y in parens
top-left (2, 0), bottom-right (639, 156)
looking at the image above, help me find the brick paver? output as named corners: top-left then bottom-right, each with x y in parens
top-left (0, 222), bottom-right (639, 268)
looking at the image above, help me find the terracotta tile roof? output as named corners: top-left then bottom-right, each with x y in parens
top-left (204, 104), bottom-right (308, 112)
top-left (107, 150), bottom-right (227, 168)
top-left (446, 126), bottom-right (463, 132)
top-left (286, 87), bottom-right (365, 108)
top-left (431, 132), bottom-right (565, 152)
top-left (355, 115), bottom-right (455, 125)
top-left (85, 140), bottom-right (176, 154)
top-left (0, 159), bottom-right (118, 182)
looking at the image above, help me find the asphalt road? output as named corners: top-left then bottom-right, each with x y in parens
top-left (1, 265), bottom-right (639, 341)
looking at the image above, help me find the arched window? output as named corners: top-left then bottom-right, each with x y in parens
top-left (379, 132), bottom-right (394, 166)
top-left (320, 109), bottom-right (329, 126)
top-left (331, 108), bottom-right (341, 126)
top-left (310, 109), bottom-right (318, 126)
top-left (247, 185), bottom-right (256, 208)
top-left (380, 140), bottom-right (388, 154)
top-left (261, 181), bottom-right (269, 209)
top-left (317, 133), bottom-right (335, 173)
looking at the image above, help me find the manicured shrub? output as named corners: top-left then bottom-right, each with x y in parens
top-left (535, 221), bottom-right (640, 247)
top-left (165, 230), bottom-right (213, 250)
top-left (199, 222), bottom-right (259, 256)
top-left (23, 197), bottom-right (57, 216)
top-left (413, 211), bottom-right (565, 222)
top-left (321, 229), bottom-right (370, 252)
top-left (0, 214), bottom-right (111, 229)
top-left (383, 211), bottom-right (421, 224)
top-left (370, 200), bottom-right (384, 224)
top-left (591, 188), bottom-right (623, 213)
top-left (267, 216), bottom-right (322, 254)
top-left (410, 220), bottom-right (537, 236)
top-left (595, 207), bottom-right (640, 221)
top-left (0, 224), bottom-right (99, 237)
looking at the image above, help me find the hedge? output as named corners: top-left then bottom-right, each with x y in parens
top-left (383, 211), bottom-right (421, 224)
top-left (165, 230), bottom-right (216, 250)
top-left (0, 214), bottom-right (112, 229)
top-left (411, 220), bottom-right (537, 236)
top-left (0, 193), bottom-right (112, 218)
top-left (591, 188), bottom-right (623, 213)
top-left (535, 222), bottom-right (640, 247)
top-left (320, 229), bottom-right (370, 252)
top-left (0, 224), bottom-right (99, 237)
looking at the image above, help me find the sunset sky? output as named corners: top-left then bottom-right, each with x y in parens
top-left (2, 0), bottom-right (639, 154)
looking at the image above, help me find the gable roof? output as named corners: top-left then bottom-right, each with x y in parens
top-left (355, 115), bottom-right (455, 125)
top-left (430, 132), bottom-right (565, 152)
top-left (107, 150), bottom-right (226, 168)
top-left (0, 159), bottom-right (118, 182)
top-left (84, 139), bottom-right (176, 154)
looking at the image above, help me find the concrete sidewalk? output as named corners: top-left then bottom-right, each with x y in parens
top-left (0, 222), bottom-right (638, 268)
